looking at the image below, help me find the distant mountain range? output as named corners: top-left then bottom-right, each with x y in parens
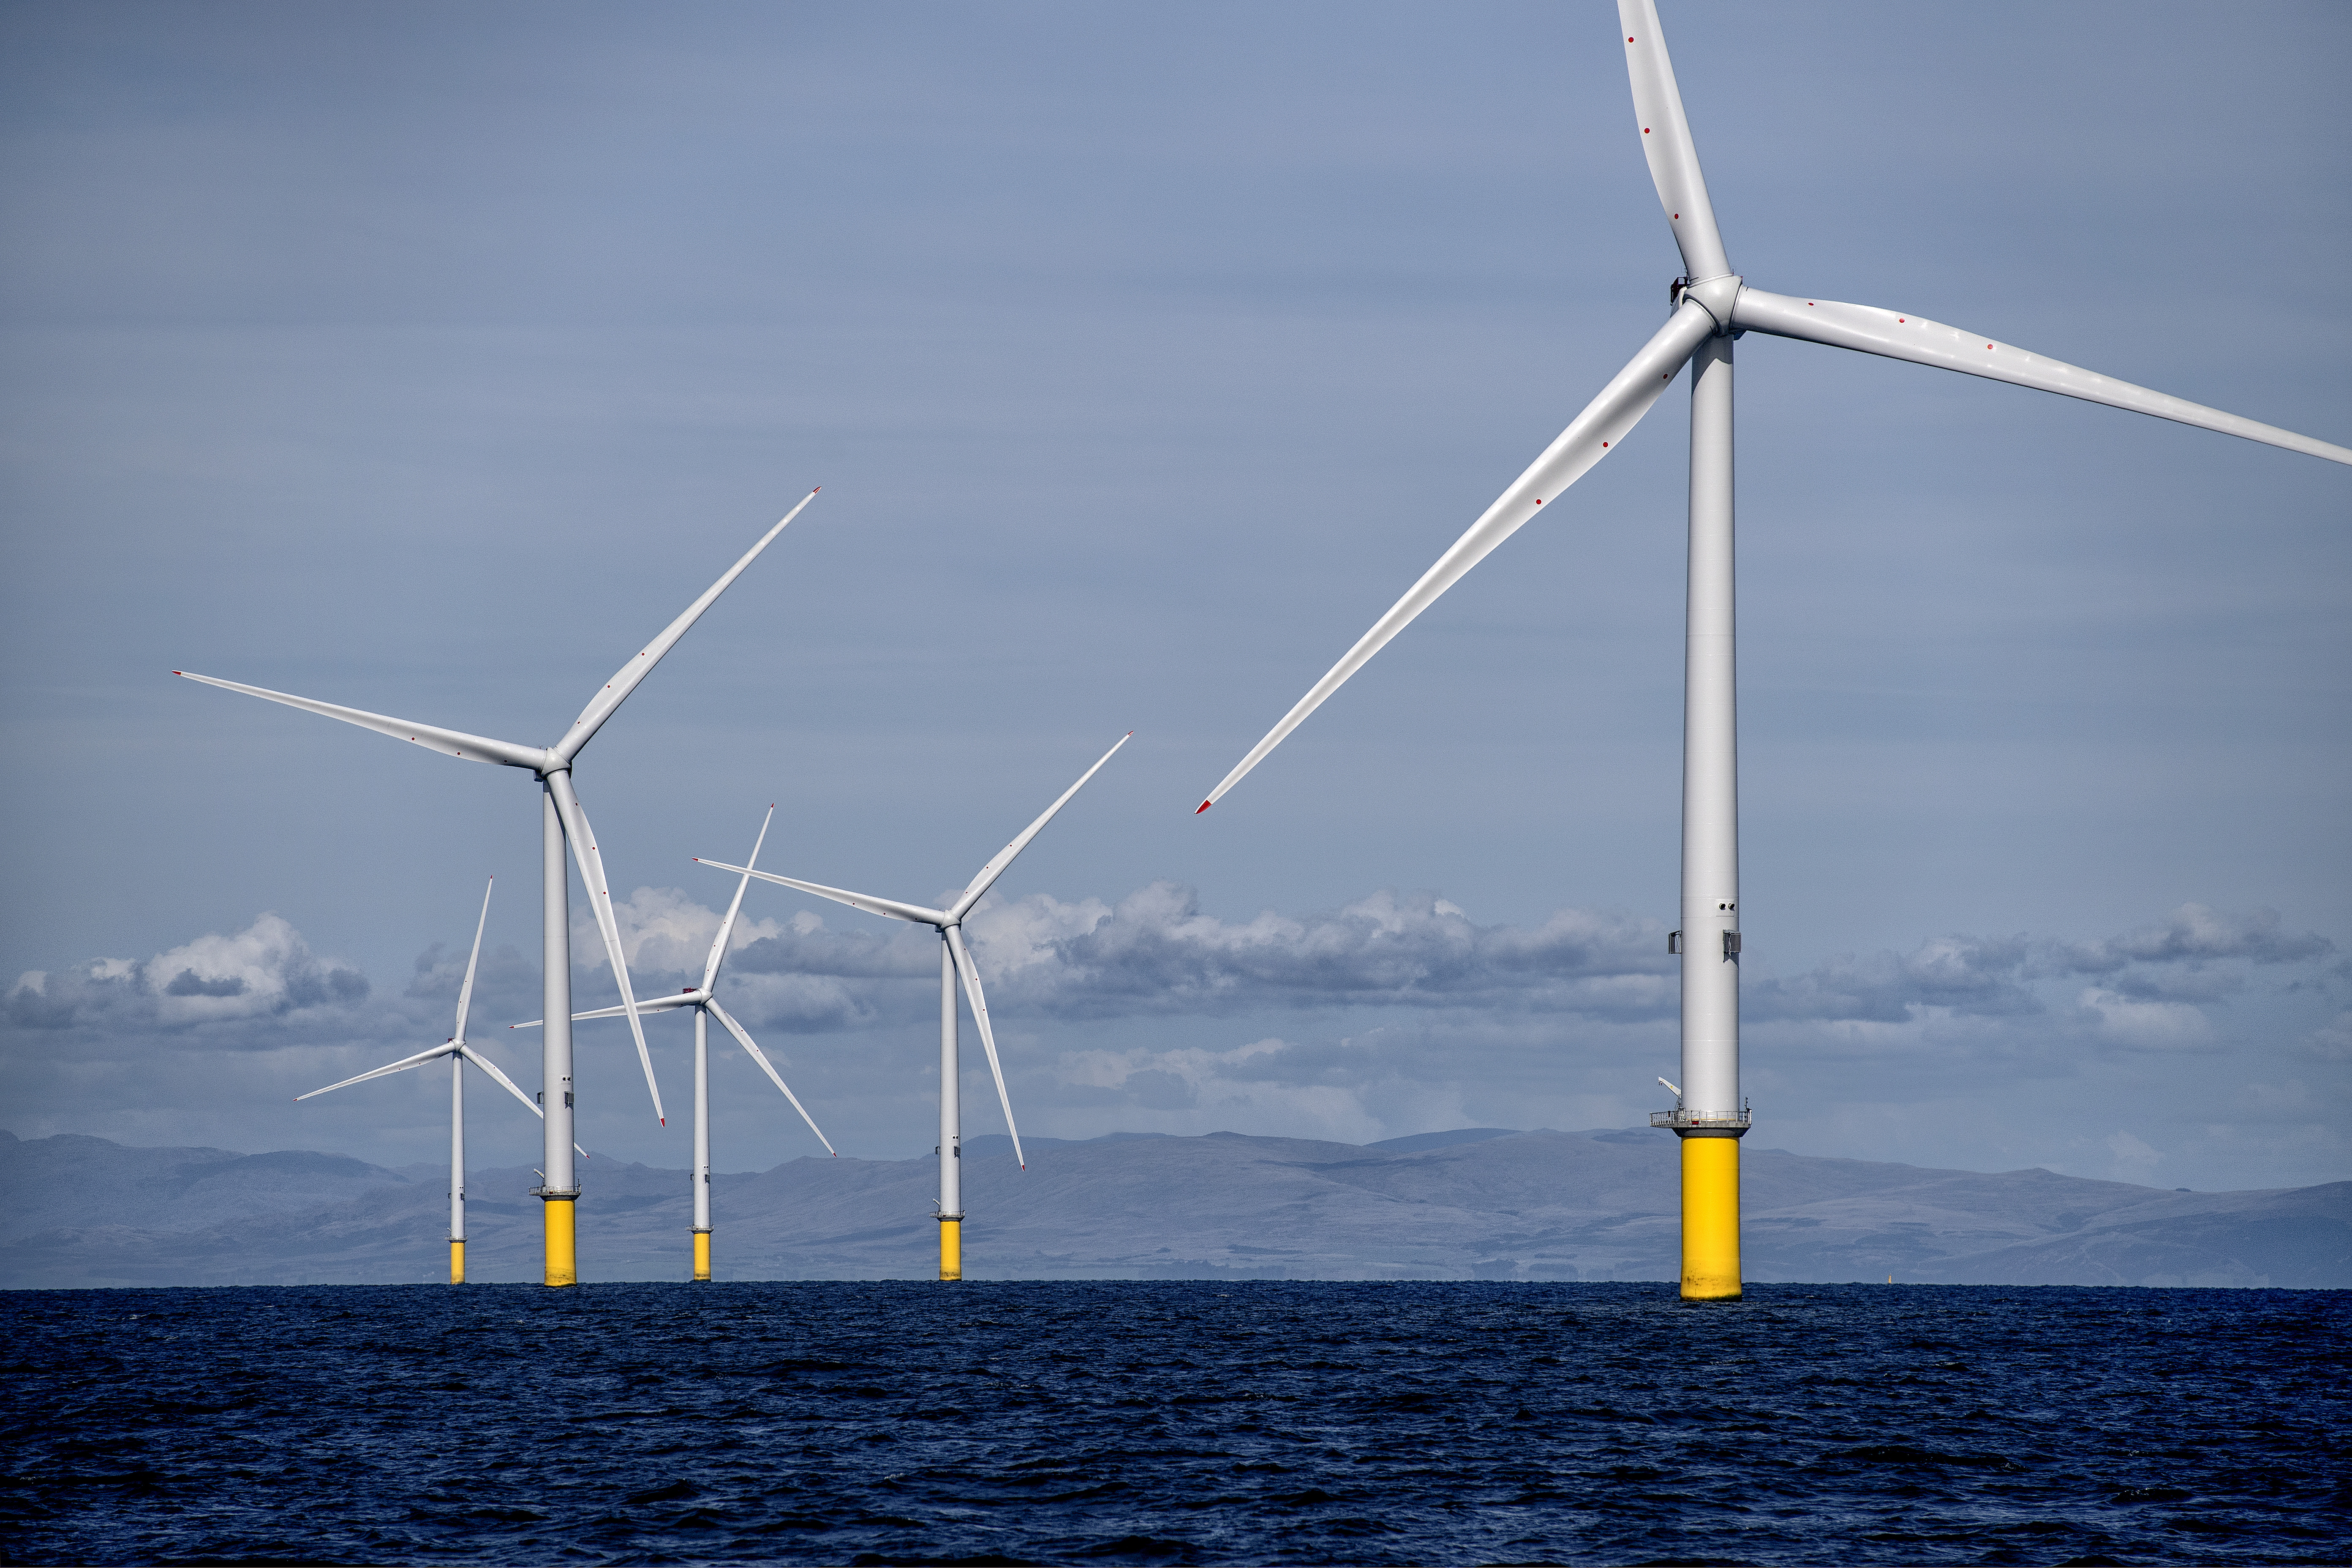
top-left (3, 1126), bottom-right (2345, 1289)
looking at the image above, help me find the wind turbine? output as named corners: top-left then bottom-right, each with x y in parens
top-left (295, 878), bottom-right (583, 1284)
top-left (180, 487), bottom-right (820, 1287)
top-left (697, 732), bottom-right (1132, 1280)
top-left (1193, 2), bottom-right (2352, 1301)
top-left (513, 806), bottom-right (837, 1283)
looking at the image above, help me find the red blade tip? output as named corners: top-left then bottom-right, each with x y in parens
top-left (1195, 800), bottom-right (1212, 814)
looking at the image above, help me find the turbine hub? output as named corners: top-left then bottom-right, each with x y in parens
top-left (1671, 273), bottom-right (1743, 336)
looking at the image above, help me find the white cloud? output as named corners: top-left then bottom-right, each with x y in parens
top-left (7, 914), bottom-right (368, 1033)
top-left (577, 885), bottom-right (784, 975)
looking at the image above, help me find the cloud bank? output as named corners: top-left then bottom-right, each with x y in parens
top-left (6, 887), bottom-right (2343, 1190)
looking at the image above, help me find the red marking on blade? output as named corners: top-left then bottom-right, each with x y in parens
top-left (1628, 36), bottom-right (1634, 41)
top-left (1986, 343), bottom-right (1994, 349)
top-left (1643, 128), bottom-right (1651, 133)
top-left (1600, 441), bottom-right (1609, 448)
top-left (1195, 800), bottom-right (1212, 814)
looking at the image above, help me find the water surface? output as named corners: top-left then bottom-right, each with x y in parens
top-left (4, 1282), bottom-right (2345, 1564)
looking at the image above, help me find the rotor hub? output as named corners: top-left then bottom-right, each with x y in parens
top-left (1670, 273), bottom-right (1743, 335)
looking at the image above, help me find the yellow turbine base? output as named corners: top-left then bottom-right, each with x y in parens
top-left (449, 1240), bottom-right (465, 1285)
top-left (939, 1218), bottom-right (961, 1281)
top-left (1680, 1136), bottom-right (1742, 1300)
top-left (543, 1195), bottom-right (578, 1288)
top-left (692, 1230), bottom-right (712, 1282)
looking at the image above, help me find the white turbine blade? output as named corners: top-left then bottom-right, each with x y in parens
top-left (694, 860), bottom-right (945, 927)
top-left (1197, 300), bottom-right (1717, 812)
top-left (947, 732), bottom-right (1132, 922)
top-left (449, 878), bottom-right (493, 1046)
top-left (459, 1045), bottom-right (589, 1158)
top-left (703, 806), bottom-right (775, 992)
top-left (945, 924), bottom-right (1024, 1170)
top-left (706, 999), bottom-right (837, 1156)
top-left (295, 1042), bottom-right (455, 1100)
top-left (545, 770), bottom-right (664, 1126)
top-left (174, 672), bottom-right (544, 770)
top-left (553, 490), bottom-right (819, 764)
top-left (1731, 288), bottom-right (2352, 466)
top-left (1619, 0), bottom-right (1731, 281)
top-left (508, 991), bottom-right (703, 1029)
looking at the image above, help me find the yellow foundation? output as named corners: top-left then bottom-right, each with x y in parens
top-left (449, 1240), bottom-right (465, 1285)
top-left (939, 1217), bottom-right (961, 1281)
top-left (543, 1196), bottom-right (577, 1288)
top-left (692, 1230), bottom-right (712, 1282)
top-left (1680, 1135), bottom-right (1741, 1300)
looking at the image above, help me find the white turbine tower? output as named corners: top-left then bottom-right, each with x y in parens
top-left (513, 806), bottom-right (836, 1283)
top-left (180, 487), bottom-right (819, 1287)
top-left (295, 878), bottom-right (582, 1284)
top-left (1194, 3), bottom-right (2352, 1301)
top-left (697, 732), bottom-right (1132, 1280)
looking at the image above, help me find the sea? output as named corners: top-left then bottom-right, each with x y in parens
top-left (2, 1282), bottom-right (2345, 1567)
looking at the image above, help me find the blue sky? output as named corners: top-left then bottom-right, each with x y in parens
top-left (4, 2), bottom-right (2347, 1195)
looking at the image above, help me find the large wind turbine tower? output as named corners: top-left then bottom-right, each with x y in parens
top-left (1194, 3), bottom-right (2350, 1300)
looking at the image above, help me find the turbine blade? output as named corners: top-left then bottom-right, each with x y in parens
top-left (546, 771), bottom-right (664, 1126)
top-left (450, 878), bottom-right (493, 1046)
top-left (945, 924), bottom-right (1024, 1169)
top-left (553, 490), bottom-right (819, 763)
top-left (706, 999), bottom-right (837, 1156)
top-left (295, 1042), bottom-right (456, 1100)
top-left (1620, 0), bottom-right (1730, 281)
top-left (694, 861), bottom-right (945, 927)
top-left (508, 991), bottom-right (702, 1029)
top-left (173, 672), bottom-right (544, 770)
top-left (1197, 301), bottom-right (1716, 812)
top-left (703, 806), bottom-right (775, 992)
top-left (948, 733), bottom-right (1132, 921)
top-left (459, 1045), bottom-right (589, 1158)
top-left (1730, 287), bottom-right (2352, 466)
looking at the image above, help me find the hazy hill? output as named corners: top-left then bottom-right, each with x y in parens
top-left (2, 1126), bottom-right (2344, 1289)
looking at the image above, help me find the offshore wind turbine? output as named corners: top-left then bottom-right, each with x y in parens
top-left (179, 487), bottom-right (819, 1286)
top-left (1194, 2), bottom-right (2352, 1301)
top-left (514, 806), bottom-right (836, 1283)
top-left (296, 879), bottom-right (583, 1284)
top-left (697, 732), bottom-right (1132, 1280)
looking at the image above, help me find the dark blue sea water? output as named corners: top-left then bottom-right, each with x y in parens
top-left (3, 1282), bottom-right (2346, 1566)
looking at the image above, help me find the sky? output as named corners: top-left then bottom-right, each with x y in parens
top-left (3, 1), bottom-right (2347, 1197)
